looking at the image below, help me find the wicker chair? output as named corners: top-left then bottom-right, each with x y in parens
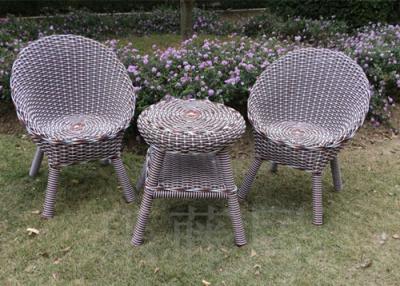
top-left (11, 35), bottom-right (136, 218)
top-left (238, 48), bottom-right (371, 225)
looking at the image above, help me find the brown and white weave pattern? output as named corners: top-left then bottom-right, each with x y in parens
top-left (11, 35), bottom-right (136, 217)
top-left (11, 35), bottom-right (136, 161)
top-left (239, 48), bottom-right (371, 225)
top-left (137, 98), bottom-right (246, 153)
top-left (132, 99), bottom-right (247, 246)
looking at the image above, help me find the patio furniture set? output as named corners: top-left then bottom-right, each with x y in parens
top-left (10, 35), bottom-right (371, 246)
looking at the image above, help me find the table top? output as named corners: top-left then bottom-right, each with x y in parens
top-left (137, 98), bottom-right (246, 152)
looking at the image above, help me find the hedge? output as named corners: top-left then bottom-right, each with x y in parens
top-left (1, 0), bottom-right (399, 28)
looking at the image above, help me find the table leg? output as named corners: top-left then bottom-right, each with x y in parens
top-left (132, 148), bottom-right (165, 246)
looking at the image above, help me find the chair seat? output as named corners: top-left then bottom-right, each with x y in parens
top-left (35, 114), bottom-right (121, 143)
top-left (264, 121), bottom-right (337, 148)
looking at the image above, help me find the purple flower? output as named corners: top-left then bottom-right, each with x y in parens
top-left (180, 76), bottom-right (190, 84)
top-left (127, 65), bottom-right (137, 73)
top-left (224, 76), bottom-right (240, 85)
top-left (246, 52), bottom-right (254, 58)
top-left (208, 89), bottom-right (215, 96)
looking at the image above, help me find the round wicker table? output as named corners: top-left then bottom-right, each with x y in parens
top-left (132, 98), bottom-right (247, 246)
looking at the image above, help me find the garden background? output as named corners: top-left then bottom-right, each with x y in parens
top-left (1, 1), bottom-right (400, 285)
top-left (1, 0), bottom-right (400, 126)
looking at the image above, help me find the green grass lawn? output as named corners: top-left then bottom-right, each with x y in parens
top-left (1, 34), bottom-right (400, 285)
top-left (116, 33), bottom-right (238, 53)
top-left (0, 129), bottom-right (399, 285)
top-left (117, 33), bottom-right (183, 51)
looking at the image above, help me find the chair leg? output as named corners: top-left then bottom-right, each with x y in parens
top-left (131, 190), bottom-right (154, 246)
top-left (228, 193), bottom-right (247, 246)
top-left (270, 162), bottom-right (278, 173)
top-left (238, 158), bottom-right (263, 200)
top-left (131, 148), bottom-right (165, 246)
top-left (312, 172), bottom-right (323, 225)
top-left (111, 157), bottom-right (135, 203)
top-left (330, 157), bottom-right (342, 192)
top-left (29, 147), bottom-right (44, 177)
top-left (41, 166), bottom-right (60, 219)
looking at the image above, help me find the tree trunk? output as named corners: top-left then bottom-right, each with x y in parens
top-left (180, 0), bottom-right (194, 40)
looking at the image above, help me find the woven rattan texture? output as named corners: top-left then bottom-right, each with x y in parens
top-left (133, 101), bottom-right (247, 246)
top-left (239, 48), bottom-right (370, 225)
top-left (11, 34), bottom-right (136, 166)
top-left (248, 48), bottom-right (370, 171)
top-left (132, 148), bottom-right (247, 246)
top-left (145, 149), bottom-right (236, 193)
top-left (10, 34), bottom-right (136, 217)
top-left (157, 152), bottom-right (234, 192)
top-left (137, 98), bottom-right (246, 153)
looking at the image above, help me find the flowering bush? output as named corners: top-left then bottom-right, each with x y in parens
top-left (333, 24), bottom-right (400, 123)
top-left (241, 13), bottom-right (349, 45)
top-left (0, 33), bottom-right (25, 101)
top-left (108, 35), bottom-right (304, 115)
top-left (0, 9), bottom-right (399, 125)
top-left (108, 24), bottom-right (400, 123)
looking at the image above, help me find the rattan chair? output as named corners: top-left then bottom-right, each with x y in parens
top-left (238, 48), bottom-right (371, 225)
top-left (11, 35), bottom-right (136, 218)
